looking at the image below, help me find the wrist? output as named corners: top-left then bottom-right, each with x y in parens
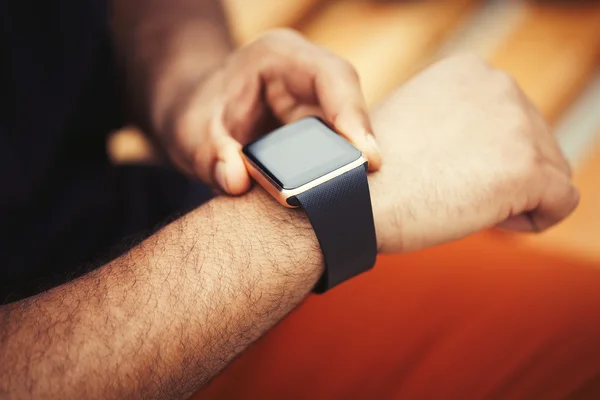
top-left (368, 171), bottom-right (402, 254)
top-left (211, 186), bottom-right (324, 283)
top-left (132, 20), bottom-right (232, 137)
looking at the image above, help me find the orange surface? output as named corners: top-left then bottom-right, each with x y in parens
top-left (195, 232), bottom-right (600, 399)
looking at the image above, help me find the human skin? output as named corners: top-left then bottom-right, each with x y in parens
top-left (0, 54), bottom-right (578, 399)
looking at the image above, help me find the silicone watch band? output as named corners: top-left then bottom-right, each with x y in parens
top-left (296, 162), bottom-right (377, 293)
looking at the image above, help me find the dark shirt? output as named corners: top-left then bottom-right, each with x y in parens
top-left (0, 1), bottom-right (210, 303)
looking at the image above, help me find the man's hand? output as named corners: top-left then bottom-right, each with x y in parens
top-left (368, 55), bottom-right (579, 253)
top-left (153, 29), bottom-right (382, 194)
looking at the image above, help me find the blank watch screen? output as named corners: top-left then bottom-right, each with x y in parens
top-left (242, 117), bottom-right (361, 189)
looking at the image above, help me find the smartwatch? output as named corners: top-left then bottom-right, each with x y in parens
top-left (242, 116), bottom-right (377, 293)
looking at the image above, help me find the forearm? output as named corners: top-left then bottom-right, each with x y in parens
top-left (0, 189), bottom-right (322, 399)
top-left (110, 0), bottom-right (233, 132)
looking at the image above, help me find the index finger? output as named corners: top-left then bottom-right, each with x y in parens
top-left (313, 55), bottom-right (382, 171)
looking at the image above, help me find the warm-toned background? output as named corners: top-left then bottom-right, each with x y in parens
top-left (110, 1), bottom-right (600, 397)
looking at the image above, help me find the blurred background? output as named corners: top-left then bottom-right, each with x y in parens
top-left (111, 0), bottom-right (600, 268)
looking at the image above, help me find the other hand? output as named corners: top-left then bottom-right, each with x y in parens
top-left (369, 55), bottom-right (579, 253)
top-left (155, 29), bottom-right (382, 194)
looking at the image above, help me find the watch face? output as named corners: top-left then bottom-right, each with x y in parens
top-left (242, 117), bottom-right (362, 190)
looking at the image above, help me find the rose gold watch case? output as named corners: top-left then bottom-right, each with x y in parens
top-left (243, 153), bottom-right (368, 208)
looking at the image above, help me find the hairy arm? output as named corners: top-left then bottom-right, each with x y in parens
top-left (110, 0), bottom-right (233, 131)
top-left (0, 189), bottom-right (323, 399)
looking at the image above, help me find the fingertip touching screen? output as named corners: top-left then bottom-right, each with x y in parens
top-left (243, 117), bottom-right (361, 190)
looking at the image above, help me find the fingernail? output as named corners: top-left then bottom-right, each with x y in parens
top-left (366, 132), bottom-right (381, 154)
top-left (215, 161), bottom-right (229, 193)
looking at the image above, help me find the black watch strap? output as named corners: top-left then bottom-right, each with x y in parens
top-left (296, 162), bottom-right (377, 293)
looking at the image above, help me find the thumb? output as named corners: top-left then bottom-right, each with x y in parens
top-left (210, 112), bottom-right (252, 195)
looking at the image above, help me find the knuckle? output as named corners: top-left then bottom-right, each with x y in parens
top-left (569, 185), bottom-right (581, 210)
top-left (523, 149), bottom-right (544, 176)
top-left (258, 28), bottom-right (304, 47)
top-left (442, 53), bottom-right (490, 72)
top-left (562, 157), bottom-right (574, 177)
top-left (490, 70), bottom-right (519, 93)
top-left (518, 137), bottom-right (542, 168)
top-left (427, 54), bottom-right (491, 87)
top-left (504, 104), bottom-right (530, 135)
top-left (335, 58), bottom-right (360, 81)
top-left (491, 102), bottom-right (530, 144)
top-left (505, 143), bottom-right (542, 185)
